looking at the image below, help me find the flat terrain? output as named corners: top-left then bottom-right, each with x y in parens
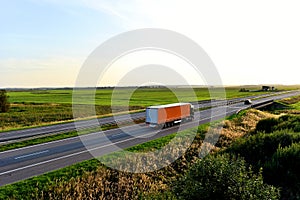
top-left (1, 90), bottom-right (300, 199)
top-left (0, 99), bottom-right (260, 186)
top-left (1, 86), bottom-right (298, 131)
top-left (1, 90), bottom-right (299, 186)
top-left (8, 87), bottom-right (269, 106)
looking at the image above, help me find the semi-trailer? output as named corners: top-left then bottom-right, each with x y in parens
top-left (145, 103), bottom-right (194, 128)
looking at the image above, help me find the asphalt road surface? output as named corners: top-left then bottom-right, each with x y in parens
top-left (0, 90), bottom-right (294, 143)
top-left (0, 90), bottom-right (299, 186)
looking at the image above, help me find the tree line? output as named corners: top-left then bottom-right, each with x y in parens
top-left (0, 90), bottom-right (10, 112)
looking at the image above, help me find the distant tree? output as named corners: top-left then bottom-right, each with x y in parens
top-left (0, 90), bottom-right (10, 112)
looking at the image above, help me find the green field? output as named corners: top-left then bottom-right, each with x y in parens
top-left (292, 102), bottom-right (300, 110)
top-left (1, 87), bottom-right (300, 199)
top-left (290, 98), bottom-right (300, 110)
top-left (1, 86), bottom-right (296, 131)
top-left (8, 87), bottom-right (272, 106)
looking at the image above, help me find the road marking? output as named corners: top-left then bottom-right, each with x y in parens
top-left (0, 127), bottom-right (120, 155)
top-left (0, 111), bottom-right (234, 176)
top-left (109, 133), bottom-right (124, 138)
top-left (228, 106), bottom-right (245, 109)
top-left (1, 91), bottom-right (299, 155)
top-left (14, 150), bottom-right (49, 160)
top-left (1, 91), bottom-right (299, 177)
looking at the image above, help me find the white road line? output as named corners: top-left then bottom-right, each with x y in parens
top-left (109, 133), bottom-right (123, 138)
top-left (0, 127), bottom-right (116, 155)
top-left (228, 106), bottom-right (245, 109)
top-left (0, 131), bottom-right (152, 176)
top-left (0, 105), bottom-right (232, 155)
top-left (14, 150), bottom-right (49, 160)
top-left (2, 92), bottom-right (297, 155)
top-left (0, 111), bottom-right (235, 176)
top-left (0, 134), bottom-right (81, 155)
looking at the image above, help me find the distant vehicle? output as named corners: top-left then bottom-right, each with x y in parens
top-left (244, 99), bottom-right (252, 105)
top-left (145, 103), bottom-right (194, 128)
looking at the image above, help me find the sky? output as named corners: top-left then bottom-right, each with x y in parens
top-left (1, 0), bottom-right (300, 88)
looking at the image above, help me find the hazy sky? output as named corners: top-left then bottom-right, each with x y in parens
top-left (1, 0), bottom-right (300, 88)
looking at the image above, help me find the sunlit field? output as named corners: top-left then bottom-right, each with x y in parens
top-left (8, 86), bottom-right (276, 106)
top-left (1, 86), bottom-right (297, 131)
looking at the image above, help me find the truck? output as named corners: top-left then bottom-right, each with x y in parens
top-left (145, 103), bottom-right (194, 128)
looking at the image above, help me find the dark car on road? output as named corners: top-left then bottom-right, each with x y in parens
top-left (244, 99), bottom-right (252, 105)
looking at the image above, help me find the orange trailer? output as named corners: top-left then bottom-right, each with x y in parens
top-left (146, 103), bottom-right (194, 128)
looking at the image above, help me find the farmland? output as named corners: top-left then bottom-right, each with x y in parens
top-left (1, 86), bottom-right (297, 131)
top-left (0, 87), bottom-right (300, 199)
top-left (8, 87), bottom-right (263, 106)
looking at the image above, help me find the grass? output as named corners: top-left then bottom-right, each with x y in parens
top-left (0, 106), bottom-right (227, 153)
top-left (126, 124), bottom-right (209, 153)
top-left (292, 101), bottom-right (300, 110)
top-left (0, 103), bottom-right (73, 131)
top-left (0, 107), bottom-right (279, 199)
top-left (0, 102), bottom-right (143, 132)
top-left (279, 95), bottom-right (300, 105)
top-left (0, 86), bottom-right (298, 198)
top-left (0, 118), bottom-right (145, 152)
top-left (0, 158), bottom-right (101, 200)
top-left (1, 104), bottom-right (296, 199)
top-left (8, 87), bottom-right (274, 106)
top-left (0, 131), bottom-right (78, 152)
top-left (0, 106), bottom-right (246, 197)
top-left (278, 95), bottom-right (300, 111)
top-left (1, 86), bottom-right (273, 132)
top-left (286, 96), bottom-right (300, 110)
top-left (0, 124), bottom-right (207, 199)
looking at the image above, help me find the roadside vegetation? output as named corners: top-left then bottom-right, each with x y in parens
top-left (0, 88), bottom-right (299, 199)
top-left (279, 95), bottom-right (300, 105)
top-left (226, 114), bottom-right (300, 199)
top-left (0, 90), bottom-right (10, 113)
top-left (2, 106), bottom-right (295, 199)
top-left (0, 118), bottom-right (145, 152)
top-left (279, 95), bottom-right (300, 111)
top-left (0, 103), bottom-right (143, 132)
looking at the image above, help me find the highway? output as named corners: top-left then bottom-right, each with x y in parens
top-left (0, 112), bottom-right (145, 143)
top-left (0, 90), bottom-right (294, 143)
top-left (0, 90), bottom-right (299, 186)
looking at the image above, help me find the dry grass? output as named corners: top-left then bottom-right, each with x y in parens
top-left (279, 95), bottom-right (300, 105)
top-left (34, 129), bottom-right (202, 200)
top-left (26, 109), bottom-right (278, 199)
top-left (42, 168), bottom-right (168, 200)
top-left (214, 109), bottom-right (278, 148)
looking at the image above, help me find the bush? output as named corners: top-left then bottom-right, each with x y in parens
top-left (0, 89), bottom-right (10, 113)
top-left (255, 118), bottom-right (279, 133)
top-left (264, 143), bottom-right (300, 199)
top-left (173, 154), bottom-right (279, 200)
top-left (276, 115), bottom-right (300, 132)
top-left (227, 130), bottom-right (300, 167)
top-left (255, 115), bottom-right (300, 134)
